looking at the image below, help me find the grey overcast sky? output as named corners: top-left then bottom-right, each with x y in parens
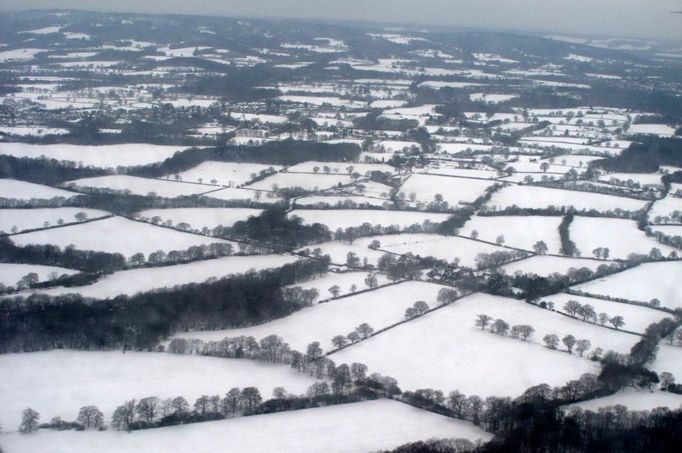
top-left (1, 0), bottom-right (682, 41)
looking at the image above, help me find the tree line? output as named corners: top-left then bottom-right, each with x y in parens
top-left (0, 258), bottom-right (329, 353)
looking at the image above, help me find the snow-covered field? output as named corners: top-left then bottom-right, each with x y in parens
top-left (500, 256), bottom-right (610, 277)
top-left (652, 345), bottom-right (682, 379)
top-left (289, 271), bottom-right (391, 300)
top-left (626, 124), bottom-right (677, 137)
top-left (485, 185), bottom-right (648, 213)
top-left (288, 209), bottom-right (451, 230)
top-left (250, 172), bottom-right (353, 191)
top-left (299, 238), bottom-right (387, 266)
top-left (286, 161), bottom-right (395, 175)
top-left (11, 216), bottom-right (231, 257)
top-left (0, 179), bottom-right (78, 201)
top-left (203, 187), bottom-right (282, 203)
top-left (0, 399), bottom-right (491, 453)
top-left (598, 172), bottom-right (664, 188)
top-left (293, 195), bottom-right (388, 208)
top-left (569, 216), bottom-right (676, 259)
top-left (572, 390), bottom-right (682, 412)
top-left (649, 194), bottom-right (682, 221)
top-left (0, 143), bottom-right (190, 168)
top-left (0, 207), bottom-right (109, 233)
top-left (136, 208), bottom-right (263, 230)
top-left (400, 174), bottom-right (494, 206)
top-left (64, 175), bottom-right (214, 198)
top-left (0, 263), bottom-right (78, 287)
top-left (0, 350), bottom-right (318, 431)
top-left (377, 233), bottom-right (506, 267)
top-left (540, 293), bottom-right (671, 334)
top-left (332, 292), bottom-right (638, 396)
top-left (172, 281), bottom-right (447, 351)
top-left (573, 261), bottom-right (682, 309)
top-left (177, 161), bottom-right (282, 187)
top-left (460, 215), bottom-right (563, 254)
top-left (34, 254), bottom-right (299, 299)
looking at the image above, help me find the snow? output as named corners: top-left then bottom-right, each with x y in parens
top-left (250, 172), bottom-right (353, 191)
top-left (332, 292), bottom-right (634, 396)
top-left (288, 209), bottom-right (451, 230)
top-left (569, 217), bottom-right (676, 260)
top-left (173, 281), bottom-right (451, 352)
top-left (0, 399), bottom-right (491, 453)
top-left (485, 185), bottom-right (648, 213)
top-left (0, 350), bottom-right (318, 431)
top-left (0, 143), bottom-right (190, 168)
top-left (0, 48), bottom-right (46, 61)
top-left (64, 175), bottom-right (214, 198)
top-left (177, 161), bottom-right (282, 187)
top-left (649, 194), bottom-right (682, 220)
top-left (0, 179), bottom-right (77, 201)
top-left (287, 271), bottom-right (391, 301)
top-left (573, 261), bottom-right (682, 309)
top-left (378, 233), bottom-right (507, 267)
top-left (294, 195), bottom-right (388, 208)
top-left (399, 174), bottom-right (494, 206)
top-left (11, 216), bottom-right (231, 257)
top-left (0, 263), bottom-right (78, 287)
top-left (137, 208), bottom-right (263, 230)
top-left (470, 93), bottom-right (518, 104)
top-left (500, 256), bottom-right (611, 277)
top-left (203, 187), bottom-right (282, 203)
top-left (572, 390), bottom-right (682, 412)
top-left (541, 293), bottom-right (671, 334)
top-left (0, 207), bottom-right (110, 234)
top-left (300, 239), bottom-right (387, 266)
top-left (286, 161), bottom-right (395, 175)
top-left (627, 124), bottom-right (677, 137)
top-left (460, 215), bottom-right (563, 254)
top-left (652, 345), bottom-right (682, 379)
top-left (598, 172), bottom-right (664, 188)
top-left (277, 95), bottom-right (366, 109)
top-left (34, 254), bottom-right (299, 299)
top-left (420, 166), bottom-right (498, 180)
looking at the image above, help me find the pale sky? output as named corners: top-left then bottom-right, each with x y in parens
top-left (1, 0), bottom-right (682, 41)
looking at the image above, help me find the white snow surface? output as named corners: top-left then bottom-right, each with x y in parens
top-left (33, 254), bottom-right (299, 299)
top-left (0, 179), bottom-right (77, 201)
top-left (136, 208), bottom-right (263, 230)
top-left (569, 216), bottom-right (676, 260)
top-left (0, 263), bottom-right (78, 287)
top-left (460, 215), bottom-right (563, 254)
top-left (572, 390), bottom-right (682, 412)
top-left (64, 175), bottom-right (214, 198)
top-left (177, 161), bottom-right (283, 187)
top-left (0, 399), bottom-right (491, 453)
top-left (0, 350), bottom-right (318, 431)
top-left (10, 216), bottom-right (231, 257)
top-left (332, 292), bottom-right (637, 396)
top-left (485, 185), bottom-right (648, 213)
top-left (0, 143), bottom-right (190, 168)
top-left (172, 281), bottom-right (448, 351)
top-left (289, 209), bottom-right (451, 230)
top-left (573, 261), bottom-right (682, 309)
top-left (0, 207), bottom-right (109, 233)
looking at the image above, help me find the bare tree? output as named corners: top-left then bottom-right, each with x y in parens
top-left (19, 408), bottom-right (40, 434)
top-left (475, 314), bottom-right (492, 330)
top-left (575, 339), bottom-right (591, 357)
top-left (609, 315), bottom-right (625, 330)
top-left (543, 334), bottom-right (559, 349)
top-left (562, 335), bottom-right (576, 353)
top-left (77, 406), bottom-right (103, 429)
top-left (355, 323), bottom-right (374, 339)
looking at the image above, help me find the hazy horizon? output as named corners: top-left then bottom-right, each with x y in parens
top-left (1, 0), bottom-right (682, 42)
